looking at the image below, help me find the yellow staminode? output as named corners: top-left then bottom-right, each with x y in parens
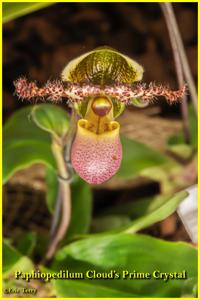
top-left (78, 119), bottom-right (120, 139)
top-left (78, 96), bottom-right (118, 135)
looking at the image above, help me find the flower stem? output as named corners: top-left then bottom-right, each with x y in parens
top-left (64, 108), bottom-right (78, 163)
top-left (160, 3), bottom-right (192, 144)
top-left (45, 137), bottom-right (71, 261)
top-left (161, 3), bottom-right (197, 116)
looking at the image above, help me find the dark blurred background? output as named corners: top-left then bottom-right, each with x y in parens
top-left (3, 2), bottom-right (197, 120)
top-left (3, 3), bottom-right (197, 244)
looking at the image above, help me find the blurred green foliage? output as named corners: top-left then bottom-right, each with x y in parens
top-left (167, 105), bottom-right (197, 160)
top-left (52, 234), bottom-right (197, 297)
top-left (3, 2), bottom-right (197, 296)
top-left (3, 103), bottom-right (196, 297)
top-left (3, 240), bottom-right (33, 276)
top-left (91, 191), bottom-right (188, 234)
top-left (3, 3), bottom-right (54, 23)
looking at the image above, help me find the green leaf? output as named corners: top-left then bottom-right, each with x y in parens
top-left (91, 215), bottom-right (131, 233)
top-left (104, 191), bottom-right (187, 219)
top-left (52, 234), bottom-right (197, 297)
top-left (167, 144), bottom-right (194, 160)
top-left (3, 240), bottom-right (21, 274)
top-left (168, 104), bottom-right (197, 149)
top-left (4, 106), bottom-right (50, 142)
top-left (120, 191), bottom-right (188, 233)
top-left (188, 104), bottom-right (197, 147)
top-left (131, 97), bottom-right (148, 108)
top-left (117, 135), bottom-right (169, 179)
top-left (55, 280), bottom-right (136, 297)
top-left (103, 196), bottom-right (156, 219)
top-left (46, 167), bottom-right (92, 240)
top-left (93, 191), bottom-right (188, 234)
top-left (3, 3), bottom-right (54, 23)
top-left (181, 278), bottom-right (197, 297)
top-left (15, 232), bottom-right (37, 257)
top-left (3, 240), bottom-right (33, 276)
top-left (3, 106), bottom-right (56, 184)
top-left (3, 141), bottom-right (55, 184)
top-left (31, 104), bottom-right (69, 138)
top-left (68, 177), bottom-right (93, 239)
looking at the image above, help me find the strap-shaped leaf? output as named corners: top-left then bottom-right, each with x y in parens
top-left (52, 233), bottom-right (197, 297)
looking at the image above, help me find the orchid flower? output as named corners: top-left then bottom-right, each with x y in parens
top-left (14, 47), bottom-right (186, 184)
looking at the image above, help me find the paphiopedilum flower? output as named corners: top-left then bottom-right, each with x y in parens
top-left (14, 47), bottom-right (186, 184)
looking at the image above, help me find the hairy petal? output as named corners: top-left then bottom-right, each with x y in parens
top-left (14, 78), bottom-right (186, 105)
top-left (71, 120), bottom-right (122, 184)
top-left (14, 78), bottom-right (64, 102)
top-left (104, 83), bottom-right (187, 104)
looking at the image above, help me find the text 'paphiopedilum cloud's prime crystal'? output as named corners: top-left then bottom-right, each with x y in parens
top-left (14, 47), bottom-right (186, 184)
